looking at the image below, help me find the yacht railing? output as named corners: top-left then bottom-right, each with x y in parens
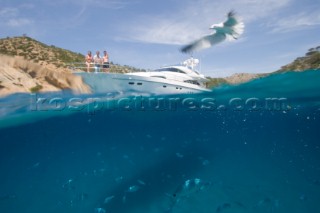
top-left (67, 62), bottom-right (110, 73)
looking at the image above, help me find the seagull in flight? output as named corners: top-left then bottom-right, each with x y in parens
top-left (181, 11), bottom-right (244, 53)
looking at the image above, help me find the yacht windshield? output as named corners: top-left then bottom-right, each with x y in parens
top-left (155, 67), bottom-right (186, 74)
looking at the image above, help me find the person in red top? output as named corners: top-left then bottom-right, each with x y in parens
top-left (85, 51), bottom-right (93, 72)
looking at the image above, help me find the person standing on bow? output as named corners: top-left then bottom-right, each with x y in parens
top-left (85, 51), bottom-right (93, 72)
top-left (93, 51), bottom-right (102, 72)
top-left (102, 50), bottom-right (109, 72)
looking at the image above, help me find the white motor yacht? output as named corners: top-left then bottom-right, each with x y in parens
top-left (73, 58), bottom-right (210, 95)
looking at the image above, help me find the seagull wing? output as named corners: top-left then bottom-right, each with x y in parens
top-left (223, 10), bottom-right (244, 39)
top-left (181, 33), bottom-right (226, 53)
top-left (223, 10), bottom-right (238, 27)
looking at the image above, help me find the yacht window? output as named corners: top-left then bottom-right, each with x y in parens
top-left (155, 68), bottom-right (186, 74)
top-left (129, 82), bottom-right (135, 85)
top-left (137, 83), bottom-right (142, 85)
top-left (184, 80), bottom-right (200, 85)
top-left (151, 76), bottom-right (166, 79)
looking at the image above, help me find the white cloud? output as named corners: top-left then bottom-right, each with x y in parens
top-left (90, 0), bottom-right (134, 9)
top-left (47, 0), bottom-right (137, 29)
top-left (7, 18), bottom-right (33, 27)
top-left (268, 11), bottom-right (320, 33)
top-left (232, 0), bottom-right (291, 21)
top-left (122, 0), bottom-right (292, 45)
top-left (0, 8), bottom-right (19, 17)
top-left (0, 6), bottom-right (34, 28)
top-left (58, 0), bottom-right (134, 10)
top-left (19, 3), bottom-right (35, 10)
top-left (128, 18), bottom-right (205, 45)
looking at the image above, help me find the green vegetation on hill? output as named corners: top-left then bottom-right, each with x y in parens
top-left (205, 77), bottom-right (228, 88)
top-left (29, 84), bottom-right (43, 93)
top-left (278, 46), bottom-right (320, 72)
top-left (0, 36), bottom-right (84, 68)
top-left (0, 36), bottom-right (145, 73)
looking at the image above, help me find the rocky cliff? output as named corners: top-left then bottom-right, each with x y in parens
top-left (0, 36), bottom-right (93, 97)
top-left (0, 54), bottom-right (91, 97)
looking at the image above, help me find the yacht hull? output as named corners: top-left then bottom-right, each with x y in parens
top-left (74, 72), bottom-right (210, 95)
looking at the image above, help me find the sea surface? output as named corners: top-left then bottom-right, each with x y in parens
top-left (0, 70), bottom-right (320, 213)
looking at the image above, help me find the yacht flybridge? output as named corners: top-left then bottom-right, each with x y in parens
top-left (73, 58), bottom-right (210, 95)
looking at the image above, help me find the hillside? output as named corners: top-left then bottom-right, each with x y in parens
top-left (224, 73), bottom-right (267, 84)
top-left (206, 46), bottom-right (320, 87)
top-left (278, 46), bottom-right (320, 72)
top-left (0, 36), bottom-right (142, 73)
top-left (0, 36), bottom-right (146, 96)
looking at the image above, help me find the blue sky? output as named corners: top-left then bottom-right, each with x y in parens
top-left (0, 0), bottom-right (319, 77)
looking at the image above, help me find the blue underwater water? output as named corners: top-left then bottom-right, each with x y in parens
top-left (0, 70), bottom-right (320, 213)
